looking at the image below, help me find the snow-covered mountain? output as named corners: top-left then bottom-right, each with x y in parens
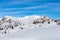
top-left (0, 15), bottom-right (60, 34)
top-left (0, 15), bottom-right (60, 40)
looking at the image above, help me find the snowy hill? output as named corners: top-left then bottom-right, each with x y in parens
top-left (0, 15), bottom-right (60, 40)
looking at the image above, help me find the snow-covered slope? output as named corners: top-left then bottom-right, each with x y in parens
top-left (0, 15), bottom-right (60, 40)
top-left (0, 25), bottom-right (60, 40)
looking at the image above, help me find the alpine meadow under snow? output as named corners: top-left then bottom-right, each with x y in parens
top-left (0, 15), bottom-right (60, 40)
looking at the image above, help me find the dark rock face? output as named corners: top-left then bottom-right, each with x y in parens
top-left (0, 28), bottom-right (3, 30)
top-left (48, 22), bottom-right (50, 24)
top-left (33, 16), bottom-right (50, 24)
top-left (57, 21), bottom-right (60, 25)
top-left (33, 21), bottom-right (40, 24)
top-left (55, 20), bottom-right (58, 22)
top-left (11, 26), bottom-right (14, 29)
top-left (2, 18), bottom-right (5, 21)
top-left (4, 30), bottom-right (6, 34)
top-left (20, 27), bottom-right (23, 30)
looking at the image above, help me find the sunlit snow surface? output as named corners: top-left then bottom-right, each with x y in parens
top-left (0, 25), bottom-right (60, 40)
top-left (0, 15), bottom-right (60, 40)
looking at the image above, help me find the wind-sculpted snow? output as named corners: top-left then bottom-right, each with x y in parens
top-left (0, 15), bottom-right (60, 34)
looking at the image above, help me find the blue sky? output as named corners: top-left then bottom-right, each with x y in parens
top-left (0, 0), bottom-right (60, 19)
